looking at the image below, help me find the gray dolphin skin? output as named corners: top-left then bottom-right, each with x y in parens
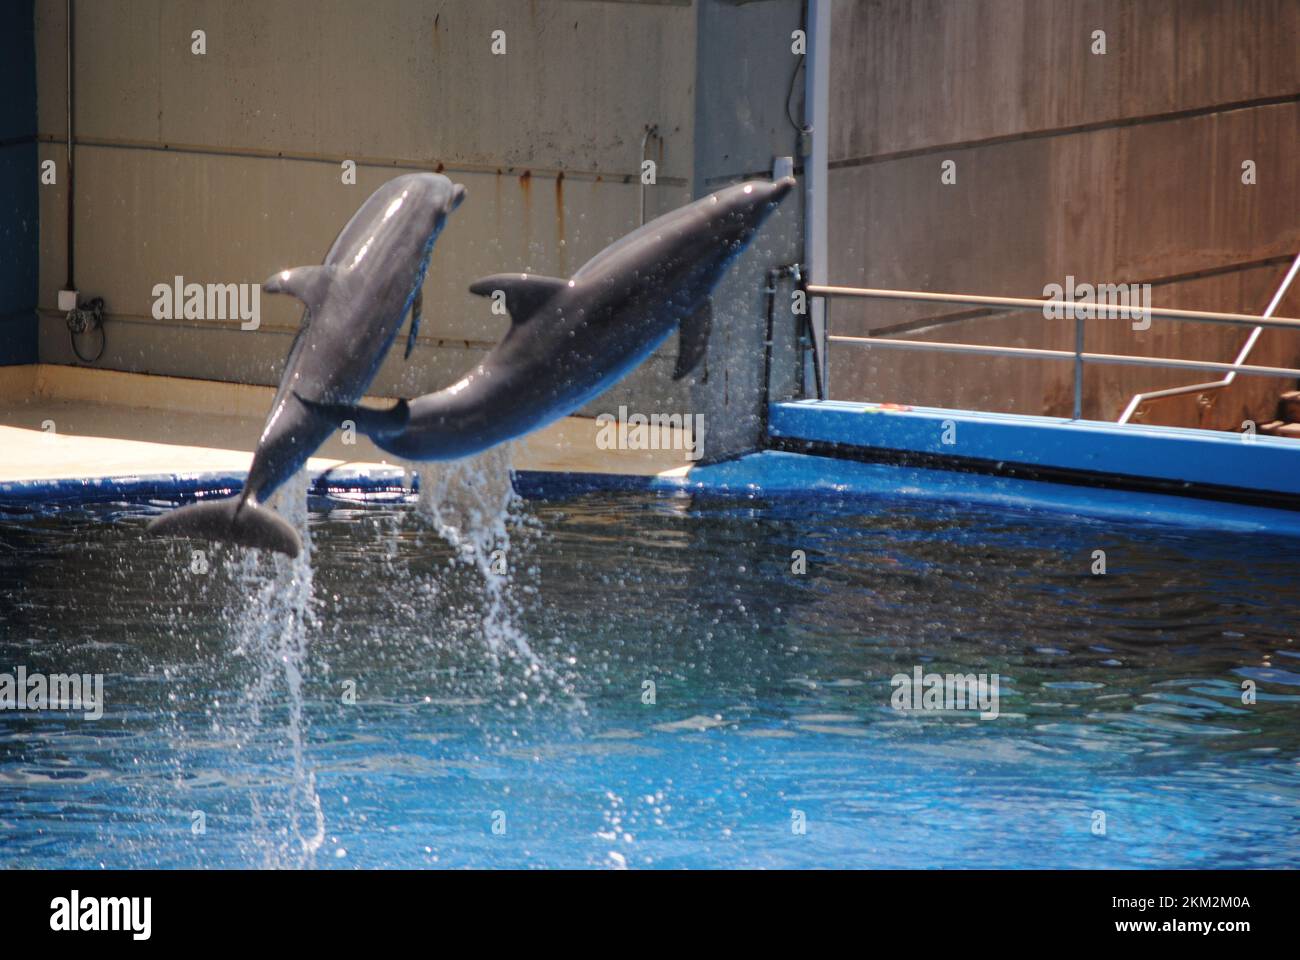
top-left (146, 172), bottom-right (467, 557)
top-left (305, 176), bottom-right (794, 462)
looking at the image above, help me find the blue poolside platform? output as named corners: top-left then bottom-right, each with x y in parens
top-left (5, 366), bottom-right (1298, 538)
top-left (649, 400), bottom-right (1300, 536)
top-left (764, 400), bottom-right (1300, 504)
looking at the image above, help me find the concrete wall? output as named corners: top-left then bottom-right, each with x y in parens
top-left (690, 0), bottom-right (804, 459)
top-left (0, 0), bottom-right (38, 365)
top-left (825, 0), bottom-right (1300, 429)
top-left (32, 0), bottom-right (807, 460)
top-left (34, 0), bottom-right (700, 410)
top-left (42, 1), bottom-right (1288, 453)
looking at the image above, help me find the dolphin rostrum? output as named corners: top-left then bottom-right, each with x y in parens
top-left (302, 177), bottom-right (794, 462)
top-left (147, 172), bottom-right (467, 557)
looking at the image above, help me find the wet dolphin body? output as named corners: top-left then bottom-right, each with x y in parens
top-left (147, 172), bottom-right (467, 557)
top-left (305, 177), bottom-right (794, 461)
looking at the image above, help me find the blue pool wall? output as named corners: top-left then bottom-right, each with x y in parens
top-left (5, 413), bottom-right (1300, 540)
top-left (767, 400), bottom-right (1300, 499)
top-left (0, 0), bottom-right (38, 366)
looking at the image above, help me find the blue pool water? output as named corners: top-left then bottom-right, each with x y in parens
top-left (1, 477), bottom-right (1297, 868)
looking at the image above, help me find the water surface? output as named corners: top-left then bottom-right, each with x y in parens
top-left (1, 486), bottom-right (1297, 868)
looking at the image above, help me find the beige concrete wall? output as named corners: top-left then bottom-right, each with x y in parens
top-left (0, 365), bottom-right (700, 480)
top-left (826, 0), bottom-right (1300, 427)
top-left (35, 0), bottom-right (697, 408)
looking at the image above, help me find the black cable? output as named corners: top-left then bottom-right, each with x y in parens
top-left (65, 0), bottom-right (75, 291)
top-left (786, 2), bottom-right (809, 135)
top-left (70, 324), bottom-right (105, 363)
top-left (785, 53), bottom-right (806, 132)
top-left (68, 297), bottom-right (106, 363)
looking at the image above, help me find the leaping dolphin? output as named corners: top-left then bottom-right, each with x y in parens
top-left (147, 172), bottom-right (467, 557)
top-left (303, 176), bottom-right (794, 462)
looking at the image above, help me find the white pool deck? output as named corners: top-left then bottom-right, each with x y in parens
top-left (0, 365), bottom-right (694, 489)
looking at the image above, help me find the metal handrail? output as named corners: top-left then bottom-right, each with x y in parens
top-left (1116, 252), bottom-right (1300, 423)
top-left (806, 285), bottom-right (1300, 330)
top-left (827, 335), bottom-right (1300, 378)
top-left (805, 283), bottom-right (1300, 423)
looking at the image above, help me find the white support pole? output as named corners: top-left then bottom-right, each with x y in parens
top-left (803, 0), bottom-right (831, 399)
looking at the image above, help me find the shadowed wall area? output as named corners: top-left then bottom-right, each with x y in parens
top-left (0, 1), bottom-right (38, 365)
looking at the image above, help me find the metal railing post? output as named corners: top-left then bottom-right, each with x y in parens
top-left (1073, 314), bottom-right (1084, 420)
top-left (803, 0), bottom-right (831, 400)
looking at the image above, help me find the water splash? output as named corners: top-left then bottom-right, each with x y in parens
top-left (410, 443), bottom-right (538, 668)
top-left (226, 471), bottom-right (325, 868)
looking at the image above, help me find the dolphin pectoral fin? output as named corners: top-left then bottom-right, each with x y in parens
top-left (404, 287), bottom-right (422, 360)
top-left (673, 299), bottom-right (712, 381)
top-left (293, 392), bottom-right (412, 438)
top-left (468, 273), bottom-right (567, 324)
top-left (264, 264), bottom-right (339, 318)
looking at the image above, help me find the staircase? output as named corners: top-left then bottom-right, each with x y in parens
top-left (1258, 390), bottom-right (1300, 439)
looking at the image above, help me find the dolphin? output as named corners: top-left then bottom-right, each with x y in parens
top-left (147, 172), bottom-right (467, 557)
top-left (302, 176), bottom-right (794, 462)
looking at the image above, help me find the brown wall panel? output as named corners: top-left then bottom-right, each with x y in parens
top-left (831, 0), bottom-right (1300, 162)
top-left (826, 58), bottom-right (1300, 430)
top-left (828, 102), bottom-right (1300, 332)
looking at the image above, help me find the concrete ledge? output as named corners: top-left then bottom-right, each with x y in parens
top-left (0, 364), bottom-right (697, 489)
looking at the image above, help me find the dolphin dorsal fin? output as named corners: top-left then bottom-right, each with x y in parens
top-left (264, 265), bottom-right (339, 317)
top-left (469, 273), bottom-right (567, 323)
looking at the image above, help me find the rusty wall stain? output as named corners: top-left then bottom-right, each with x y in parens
top-left (518, 170), bottom-right (533, 266)
top-left (493, 171), bottom-right (503, 253)
top-left (555, 171), bottom-right (567, 275)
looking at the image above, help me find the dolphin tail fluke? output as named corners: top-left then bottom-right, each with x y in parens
top-left (293, 392), bottom-right (412, 439)
top-left (673, 298), bottom-right (712, 381)
top-left (146, 498), bottom-right (302, 557)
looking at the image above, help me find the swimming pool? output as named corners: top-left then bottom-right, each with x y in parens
top-left (1, 472), bottom-right (1297, 869)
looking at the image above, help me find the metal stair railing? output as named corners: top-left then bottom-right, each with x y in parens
top-left (1116, 252), bottom-right (1300, 424)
